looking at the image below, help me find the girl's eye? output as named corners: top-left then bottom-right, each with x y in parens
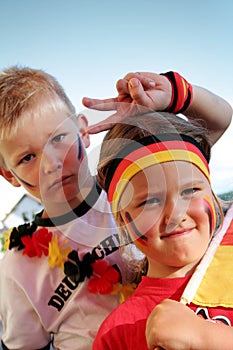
top-left (52, 134), bottom-right (65, 143)
top-left (19, 154), bottom-right (35, 164)
top-left (182, 187), bottom-right (200, 196)
top-left (139, 197), bottom-right (160, 207)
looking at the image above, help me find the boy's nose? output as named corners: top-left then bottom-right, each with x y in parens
top-left (41, 150), bottom-right (62, 174)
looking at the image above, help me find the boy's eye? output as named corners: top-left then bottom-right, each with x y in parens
top-left (20, 154), bottom-right (35, 164)
top-left (52, 134), bottom-right (65, 143)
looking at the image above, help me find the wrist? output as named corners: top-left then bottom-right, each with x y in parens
top-left (160, 71), bottom-right (193, 114)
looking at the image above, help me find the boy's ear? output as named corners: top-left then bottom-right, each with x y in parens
top-left (0, 167), bottom-right (21, 187)
top-left (77, 113), bottom-right (90, 148)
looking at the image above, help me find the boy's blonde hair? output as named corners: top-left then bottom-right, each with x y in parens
top-left (0, 66), bottom-right (76, 140)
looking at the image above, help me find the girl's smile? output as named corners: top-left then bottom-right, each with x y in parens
top-left (120, 161), bottom-right (214, 278)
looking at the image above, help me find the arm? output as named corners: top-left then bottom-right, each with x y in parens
top-left (82, 71), bottom-right (232, 144)
top-left (146, 299), bottom-right (233, 350)
top-left (0, 270), bottom-right (51, 349)
top-left (184, 85), bottom-right (232, 144)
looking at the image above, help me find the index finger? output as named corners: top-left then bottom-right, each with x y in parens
top-left (88, 113), bottom-right (122, 134)
top-left (82, 97), bottom-right (118, 111)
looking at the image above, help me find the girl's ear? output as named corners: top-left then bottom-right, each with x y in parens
top-left (0, 167), bottom-right (21, 187)
top-left (77, 113), bottom-right (90, 148)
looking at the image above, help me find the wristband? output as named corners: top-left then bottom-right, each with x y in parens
top-left (161, 71), bottom-right (193, 114)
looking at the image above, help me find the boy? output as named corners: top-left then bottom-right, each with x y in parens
top-left (0, 66), bottom-right (125, 350)
top-left (0, 66), bottom-right (231, 349)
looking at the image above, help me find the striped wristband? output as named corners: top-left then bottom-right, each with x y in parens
top-left (161, 71), bottom-right (193, 114)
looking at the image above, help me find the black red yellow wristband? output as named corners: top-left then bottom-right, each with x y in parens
top-left (161, 71), bottom-right (193, 114)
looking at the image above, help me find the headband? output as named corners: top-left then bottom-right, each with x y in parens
top-left (105, 134), bottom-right (210, 214)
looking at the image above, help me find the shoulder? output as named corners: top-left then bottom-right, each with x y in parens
top-left (93, 294), bottom-right (149, 349)
top-left (96, 290), bottom-right (148, 332)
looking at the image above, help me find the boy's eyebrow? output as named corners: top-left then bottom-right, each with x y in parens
top-left (10, 149), bottom-right (31, 164)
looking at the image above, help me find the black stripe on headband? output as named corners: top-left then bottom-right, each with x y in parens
top-left (105, 133), bottom-right (209, 194)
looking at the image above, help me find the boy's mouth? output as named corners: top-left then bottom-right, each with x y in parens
top-left (49, 175), bottom-right (72, 189)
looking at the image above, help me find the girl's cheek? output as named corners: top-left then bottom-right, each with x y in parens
top-left (124, 211), bottom-right (149, 247)
top-left (189, 196), bottom-right (216, 234)
top-left (138, 209), bottom-right (163, 234)
top-left (203, 196), bottom-right (216, 234)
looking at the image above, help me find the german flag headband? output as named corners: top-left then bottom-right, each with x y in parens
top-left (105, 133), bottom-right (210, 215)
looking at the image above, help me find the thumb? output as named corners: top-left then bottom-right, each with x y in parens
top-left (128, 78), bottom-right (153, 107)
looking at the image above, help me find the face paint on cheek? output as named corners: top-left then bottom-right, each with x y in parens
top-left (77, 134), bottom-right (84, 161)
top-left (10, 169), bottom-right (37, 190)
top-left (203, 197), bottom-right (216, 234)
top-left (125, 211), bottom-right (148, 246)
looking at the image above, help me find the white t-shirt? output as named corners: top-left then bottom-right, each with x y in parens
top-left (0, 186), bottom-right (126, 350)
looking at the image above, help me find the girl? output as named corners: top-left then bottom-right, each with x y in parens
top-left (93, 112), bottom-right (233, 350)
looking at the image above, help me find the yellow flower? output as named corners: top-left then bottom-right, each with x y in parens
top-left (48, 235), bottom-right (72, 269)
top-left (111, 283), bottom-right (136, 303)
top-left (3, 228), bottom-right (13, 250)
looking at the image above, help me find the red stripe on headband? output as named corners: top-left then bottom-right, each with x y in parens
top-left (108, 140), bottom-right (209, 203)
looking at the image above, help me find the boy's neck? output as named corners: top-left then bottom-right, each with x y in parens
top-left (41, 175), bottom-right (96, 219)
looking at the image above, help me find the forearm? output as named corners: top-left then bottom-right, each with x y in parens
top-left (146, 300), bottom-right (233, 350)
top-left (184, 85), bottom-right (232, 145)
top-left (196, 318), bottom-right (233, 350)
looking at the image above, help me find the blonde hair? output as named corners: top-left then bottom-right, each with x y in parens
top-left (98, 112), bottom-right (211, 190)
top-left (0, 66), bottom-right (76, 140)
top-left (97, 112), bottom-right (225, 283)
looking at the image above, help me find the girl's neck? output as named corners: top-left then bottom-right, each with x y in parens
top-left (147, 260), bottom-right (199, 279)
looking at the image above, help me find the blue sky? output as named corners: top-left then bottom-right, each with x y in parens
top-left (0, 0), bottom-right (232, 216)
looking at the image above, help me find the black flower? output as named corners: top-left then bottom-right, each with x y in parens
top-left (64, 250), bottom-right (94, 283)
top-left (9, 222), bottom-right (37, 250)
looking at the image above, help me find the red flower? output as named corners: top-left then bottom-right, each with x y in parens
top-left (88, 260), bottom-right (121, 295)
top-left (22, 228), bottom-right (52, 258)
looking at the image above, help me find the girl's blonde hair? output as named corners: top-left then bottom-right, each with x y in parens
top-left (98, 112), bottom-right (211, 191)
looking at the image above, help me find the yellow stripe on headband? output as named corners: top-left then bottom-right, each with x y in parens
top-left (110, 149), bottom-right (210, 215)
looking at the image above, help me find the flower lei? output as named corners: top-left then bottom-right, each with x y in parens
top-left (3, 223), bottom-right (135, 299)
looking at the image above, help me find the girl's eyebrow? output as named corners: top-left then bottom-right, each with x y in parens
top-left (179, 179), bottom-right (206, 187)
top-left (133, 192), bottom-right (160, 201)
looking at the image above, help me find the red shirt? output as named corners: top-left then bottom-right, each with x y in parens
top-left (93, 275), bottom-right (233, 350)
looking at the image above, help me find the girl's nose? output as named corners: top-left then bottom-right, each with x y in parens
top-left (164, 198), bottom-right (188, 233)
